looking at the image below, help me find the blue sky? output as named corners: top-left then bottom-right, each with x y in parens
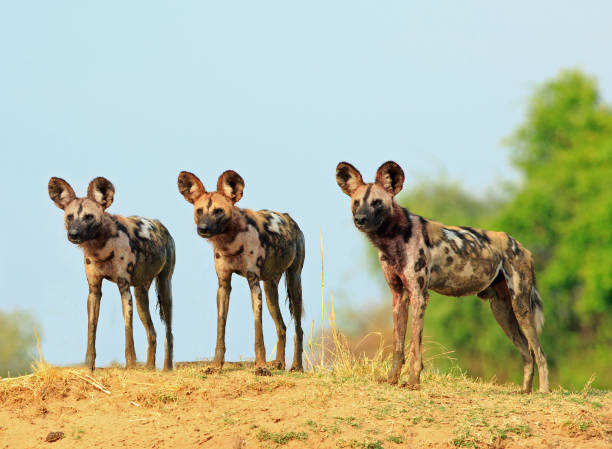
top-left (1, 1), bottom-right (611, 368)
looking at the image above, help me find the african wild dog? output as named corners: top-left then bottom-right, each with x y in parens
top-left (48, 177), bottom-right (175, 371)
top-left (178, 170), bottom-right (305, 376)
top-left (336, 161), bottom-right (550, 393)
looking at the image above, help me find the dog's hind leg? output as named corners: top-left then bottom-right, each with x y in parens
top-left (487, 278), bottom-right (535, 393)
top-left (504, 264), bottom-right (550, 393)
top-left (264, 276), bottom-right (286, 370)
top-left (134, 281), bottom-right (157, 369)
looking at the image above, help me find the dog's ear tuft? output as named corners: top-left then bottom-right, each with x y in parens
top-left (217, 170), bottom-right (245, 204)
top-left (48, 177), bottom-right (76, 210)
top-left (87, 177), bottom-right (115, 209)
top-left (336, 162), bottom-right (364, 196)
top-left (375, 161), bottom-right (404, 196)
top-left (178, 171), bottom-right (206, 204)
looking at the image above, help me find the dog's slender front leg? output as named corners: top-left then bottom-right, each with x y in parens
top-left (407, 291), bottom-right (429, 387)
top-left (388, 289), bottom-right (409, 384)
top-left (212, 274), bottom-right (232, 370)
top-left (85, 279), bottom-right (102, 371)
top-left (118, 278), bottom-right (136, 368)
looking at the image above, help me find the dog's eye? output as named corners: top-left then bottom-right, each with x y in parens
top-left (196, 208), bottom-right (203, 216)
top-left (84, 214), bottom-right (94, 221)
top-left (372, 199), bottom-right (383, 207)
top-left (353, 200), bottom-right (360, 208)
top-left (67, 214), bottom-right (74, 222)
top-left (213, 208), bottom-right (224, 216)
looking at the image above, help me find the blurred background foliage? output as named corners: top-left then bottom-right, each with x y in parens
top-left (340, 69), bottom-right (612, 389)
top-left (0, 309), bottom-right (40, 377)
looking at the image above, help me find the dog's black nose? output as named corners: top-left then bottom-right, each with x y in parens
top-left (354, 215), bottom-right (367, 226)
top-left (68, 229), bottom-right (79, 238)
top-left (197, 224), bottom-right (209, 233)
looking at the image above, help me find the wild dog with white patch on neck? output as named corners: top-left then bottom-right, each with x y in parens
top-left (336, 161), bottom-right (549, 393)
top-left (48, 177), bottom-right (175, 371)
top-left (178, 170), bottom-right (305, 376)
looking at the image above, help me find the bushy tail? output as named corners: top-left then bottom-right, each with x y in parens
top-left (156, 276), bottom-right (172, 324)
top-left (285, 270), bottom-right (304, 320)
top-left (156, 236), bottom-right (175, 326)
top-left (285, 227), bottom-right (305, 322)
top-left (531, 287), bottom-right (544, 335)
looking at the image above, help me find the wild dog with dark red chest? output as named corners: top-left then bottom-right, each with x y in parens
top-left (178, 170), bottom-right (305, 376)
top-left (336, 161), bottom-right (550, 393)
top-left (48, 177), bottom-right (175, 371)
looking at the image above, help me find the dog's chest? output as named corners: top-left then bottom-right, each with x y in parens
top-left (84, 232), bottom-right (136, 283)
top-left (215, 225), bottom-right (266, 276)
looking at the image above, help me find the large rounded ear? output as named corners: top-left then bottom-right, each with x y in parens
top-left (375, 161), bottom-right (404, 196)
top-left (336, 162), bottom-right (364, 196)
top-left (217, 170), bottom-right (244, 203)
top-left (178, 171), bottom-right (206, 204)
top-left (48, 177), bottom-right (76, 210)
top-left (87, 177), bottom-right (115, 209)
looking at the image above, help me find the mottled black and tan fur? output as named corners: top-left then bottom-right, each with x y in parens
top-left (178, 170), bottom-right (305, 376)
top-left (48, 177), bottom-right (175, 371)
top-left (336, 161), bottom-right (549, 393)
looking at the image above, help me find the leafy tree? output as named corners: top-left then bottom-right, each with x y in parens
top-left (0, 309), bottom-right (40, 377)
top-left (496, 69), bottom-right (612, 387)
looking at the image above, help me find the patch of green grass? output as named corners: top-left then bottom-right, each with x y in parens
top-left (256, 429), bottom-right (308, 445)
top-left (373, 404), bottom-right (394, 419)
top-left (306, 418), bottom-right (342, 435)
top-left (323, 424), bottom-right (340, 435)
top-left (72, 428), bottom-right (85, 440)
top-left (493, 424), bottom-right (531, 440)
top-left (155, 391), bottom-right (177, 404)
top-left (364, 442), bottom-right (384, 449)
top-left (452, 430), bottom-right (479, 448)
top-left (335, 416), bottom-right (361, 428)
top-left (340, 440), bottom-right (385, 449)
top-left (386, 435), bottom-right (404, 444)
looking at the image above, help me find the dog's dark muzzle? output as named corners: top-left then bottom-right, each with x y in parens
top-left (67, 228), bottom-right (85, 243)
top-left (67, 223), bottom-right (99, 244)
top-left (197, 224), bottom-right (213, 238)
top-left (353, 212), bottom-right (384, 232)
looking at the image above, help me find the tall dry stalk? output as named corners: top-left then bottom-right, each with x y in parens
top-left (319, 226), bottom-right (325, 367)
